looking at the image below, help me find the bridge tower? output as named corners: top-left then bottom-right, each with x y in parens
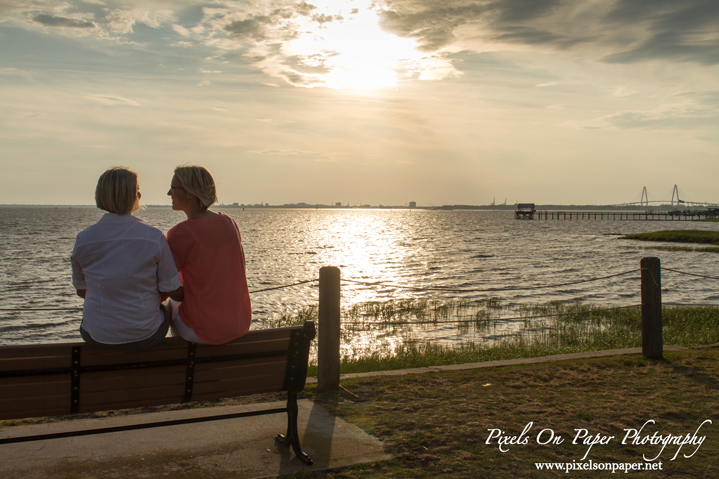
top-left (671, 185), bottom-right (684, 206)
top-left (640, 187), bottom-right (649, 206)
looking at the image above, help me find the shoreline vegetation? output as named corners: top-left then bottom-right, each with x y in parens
top-left (267, 300), bottom-right (719, 376)
top-left (623, 230), bottom-right (719, 254)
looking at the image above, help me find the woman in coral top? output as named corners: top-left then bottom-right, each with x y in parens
top-left (166, 165), bottom-right (252, 344)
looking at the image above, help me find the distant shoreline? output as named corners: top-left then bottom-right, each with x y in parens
top-left (1, 204), bottom-right (714, 211)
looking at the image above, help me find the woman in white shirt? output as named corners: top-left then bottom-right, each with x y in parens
top-left (71, 167), bottom-right (183, 349)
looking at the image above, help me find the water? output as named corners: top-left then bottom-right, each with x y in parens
top-left (2, 206), bottom-right (718, 352)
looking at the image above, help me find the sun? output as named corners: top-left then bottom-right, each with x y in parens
top-left (283, 1), bottom-right (424, 90)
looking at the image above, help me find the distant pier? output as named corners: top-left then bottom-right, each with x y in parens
top-left (535, 210), bottom-right (719, 221)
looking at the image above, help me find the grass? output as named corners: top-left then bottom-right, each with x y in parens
top-left (623, 230), bottom-right (719, 245)
top-left (5, 296), bottom-right (719, 478)
top-left (297, 346), bottom-right (719, 479)
top-left (626, 245), bottom-right (719, 253)
top-left (272, 300), bottom-right (719, 376)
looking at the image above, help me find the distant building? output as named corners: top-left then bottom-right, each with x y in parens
top-left (409, 201), bottom-right (416, 208)
top-left (515, 203), bottom-right (536, 220)
top-left (335, 202), bottom-right (342, 207)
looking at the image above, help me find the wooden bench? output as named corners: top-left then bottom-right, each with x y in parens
top-left (0, 321), bottom-right (316, 465)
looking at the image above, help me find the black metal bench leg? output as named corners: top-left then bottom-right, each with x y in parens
top-left (275, 392), bottom-right (313, 465)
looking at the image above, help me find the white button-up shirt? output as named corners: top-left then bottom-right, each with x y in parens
top-left (71, 213), bottom-right (182, 344)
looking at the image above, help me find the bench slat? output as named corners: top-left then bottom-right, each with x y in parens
top-left (80, 367), bottom-right (187, 393)
top-left (193, 356), bottom-right (287, 377)
top-left (195, 334), bottom-right (292, 357)
top-left (0, 344), bottom-right (75, 360)
top-left (81, 342), bottom-right (189, 367)
top-left (0, 378), bottom-right (67, 398)
top-left (0, 355), bottom-right (71, 373)
top-left (192, 379), bottom-right (286, 401)
top-left (0, 394), bottom-right (71, 420)
top-left (79, 385), bottom-right (186, 412)
top-left (211, 327), bottom-right (295, 346)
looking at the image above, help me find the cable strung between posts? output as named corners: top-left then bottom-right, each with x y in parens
top-left (0, 280), bottom-right (320, 313)
top-left (0, 307), bottom-right (83, 311)
top-left (342, 269), bottom-right (641, 293)
top-left (344, 304), bottom-right (642, 328)
top-left (249, 279), bottom-right (318, 294)
top-left (663, 302), bottom-right (719, 308)
top-left (662, 268), bottom-right (719, 281)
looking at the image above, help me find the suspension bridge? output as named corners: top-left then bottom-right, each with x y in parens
top-left (526, 185), bottom-right (719, 220)
top-left (617, 185), bottom-right (719, 208)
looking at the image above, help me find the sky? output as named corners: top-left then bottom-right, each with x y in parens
top-left (1, 0), bottom-right (718, 207)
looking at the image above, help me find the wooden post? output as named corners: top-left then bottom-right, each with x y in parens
top-left (640, 257), bottom-right (662, 359)
top-left (318, 266), bottom-right (341, 391)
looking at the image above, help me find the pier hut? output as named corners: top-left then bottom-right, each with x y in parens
top-left (515, 203), bottom-right (536, 219)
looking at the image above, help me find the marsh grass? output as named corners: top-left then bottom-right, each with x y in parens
top-left (623, 230), bottom-right (719, 245)
top-left (625, 245), bottom-right (719, 253)
top-left (270, 299), bottom-right (719, 377)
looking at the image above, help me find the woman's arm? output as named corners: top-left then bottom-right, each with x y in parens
top-left (164, 285), bottom-right (184, 302)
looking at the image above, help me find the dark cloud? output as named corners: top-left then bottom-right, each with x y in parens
top-left (225, 5), bottom-right (316, 42)
top-left (492, 26), bottom-right (577, 49)
top-left (492, 0), bottom-right (563, 23)
top-left (602, 0), bottom-right (719, 64)
top-left (33, 14), bottom-right (95, 29)
top-left (603, 32), bottom-right (719, 65)
top-left (378, 3), bottom-right (488, 51)
top-left (377, 0), bottom-right (719, 64)
top-left (224, 16), bottom-right (272, 41)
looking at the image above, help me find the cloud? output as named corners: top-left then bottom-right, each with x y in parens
top-left (376, 0), bottom-right (719, 64)
top-left (86, 94), bottom-right (140, 106)
top-left (583, 101), bottom-right (719, 130)
top-left (33, 14), bottom-right (95, 29)
top-left (245, 149), bottom-right (312, 156)
top-left (10, 0), bottom-right (719, 91)
top-left (224, 16), bottom-right (274, 41)
top-left (378, 2), bottom-right (488, 51)
top-left (376, 0), bottom-right (572, 52)
top-left (106, 8), bottom-right (174, 34)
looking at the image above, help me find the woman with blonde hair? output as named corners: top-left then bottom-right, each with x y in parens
top-left (166, 165), bottom-right (252, 344)
top-left (71, 167), bottom-right (183, 348)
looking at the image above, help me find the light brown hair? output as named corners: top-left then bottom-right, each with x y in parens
top-left (174, 165), bottom-right (217, 211)
top-left (95, 167), bottom-right (140, 215)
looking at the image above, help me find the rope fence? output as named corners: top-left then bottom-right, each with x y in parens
top-left (662, 268), bottom-right (719, 281)
top-left (249, 279), bottom-right (318, 294)
top-left (341, 269), bottom-right (641, 293)
top-left (0, 258), bottom-right (716, 391)
top-left (0, 264), bottom-right (717, 313)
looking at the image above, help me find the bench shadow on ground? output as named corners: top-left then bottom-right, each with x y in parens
top-left (275, 400), bottom-right (337, 473)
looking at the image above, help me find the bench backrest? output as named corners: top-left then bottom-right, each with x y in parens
top-left (0, 322), bottom-right (315, 421)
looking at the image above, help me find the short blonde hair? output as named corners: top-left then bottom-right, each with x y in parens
top-left (174, 165), bottom-right (217, 211)
top-left (95, 167), bottom-right (140, 215)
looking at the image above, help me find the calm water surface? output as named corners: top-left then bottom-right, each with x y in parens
top-left (2, 207), bottom-right (718, 353)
